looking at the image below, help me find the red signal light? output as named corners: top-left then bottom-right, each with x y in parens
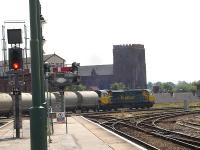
top-left (9, 47), bottom-right (22, 71)
top-left (12, 63), bottom-right (20, 70)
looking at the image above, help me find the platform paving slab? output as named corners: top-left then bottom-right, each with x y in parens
top-left (72, 116), bottom-right (145, 150)
top-left (0, 116), bottom-right (145, 150)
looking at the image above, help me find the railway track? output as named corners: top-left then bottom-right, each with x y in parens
top-left (0, 117), bottom-right (13, 127)
top-left (91, 117), bottom-right (159, 150)
top-left (177, 120), bottom-right (200, 130)
top-left (85, 109), bottom-right (200, 150)
top-left (77, 107), bottom-right (189, 116)
top-left (135, 111), bottom-right (200, 149)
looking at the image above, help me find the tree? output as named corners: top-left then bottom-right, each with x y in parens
top-left (149, 81), bottom-right (198, 94)
top-left (192, 80), bottom-right (200, 86)
top-left (160, 82), bottom-right (175, 93)
top-left (65, 84), bottom-right (87, 91)
top-left (110, 82), bottom-right (126, 90)
top-left (174, 81), bottom-right (195, 92)
top-left (147, 82), bottom-right (153, 90)
top-left (154, 82), bottom-right (162, 86)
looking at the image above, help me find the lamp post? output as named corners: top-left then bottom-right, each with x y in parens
top-left (29, 0), bottom-right (46, 150)
top-left (37, 0), bottom-right (48, 148)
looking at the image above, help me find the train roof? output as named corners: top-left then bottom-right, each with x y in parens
top-left (110, 89), bottom-right (150, 92)
top-left (110, 90), bottom-right (124, 93)
top-left (97, 90), bottom-right (108, 94)
top-left (130, 89), bottom-right (150, 92)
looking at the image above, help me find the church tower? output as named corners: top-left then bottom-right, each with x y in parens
top-left (113, 44), bottom-right (147, 89)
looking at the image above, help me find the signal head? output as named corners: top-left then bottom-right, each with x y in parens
top-left (12, 63), bottom-right (20, 70)
top-left (9, 47), bottom-right (23, 71)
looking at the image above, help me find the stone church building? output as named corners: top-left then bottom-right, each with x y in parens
top-left (79, 44), bottom-right (147, 89)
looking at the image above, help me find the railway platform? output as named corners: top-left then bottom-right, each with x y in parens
top-left (0, 116), bottom-right (146, 150)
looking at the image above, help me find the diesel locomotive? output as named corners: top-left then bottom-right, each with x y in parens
top-left (98, 89), bottom-right (155, 110)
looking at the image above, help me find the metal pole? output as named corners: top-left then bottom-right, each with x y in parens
top-left (46, 73), bottom-right (49, 113)
top-left (37, 2), bottom-right (47, 148)
top-left (29, 0), bottom-right (46, 150)
top-left (37, 1), bottom-right (45, 105)
top-left (66, 112), bottom-right (68, 134)
top-left (2, 25), bottom-right (7, 76)
top-left (49, 88), bottom-right (52, 109)
top-left (24, 25), bottom-right (28, 69)
top-left (49, 91), bottom-right (54, 134)
top-left (60, 89), bottom-right (64, 112)
top-left (14, 73), bottom-right (20, 138)
top-left (60, 88), bottom-right (67, 134)
top-left (64, 92), bottom-right (67, 134)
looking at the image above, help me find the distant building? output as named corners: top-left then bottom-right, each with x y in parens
top-left (113, 44), bottom-right (146, 89)
top-left (0, 44), bottom-right (147, 92)
top-left (79, 65), bottom-right (113, 89)
top-left (79, 44), bottom-right (147, 89)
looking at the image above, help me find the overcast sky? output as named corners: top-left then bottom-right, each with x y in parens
top-left (0, 0), bottom-right (200, 83)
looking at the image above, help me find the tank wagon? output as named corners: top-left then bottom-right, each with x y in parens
top-left (53, 91), bottom-right (99, 112)
top-left (64, 91), bottom-right (78, 112)
top-left (52, 91), bottom-right (78, 112)
top-left (52, 91), bottom-right (99, 112)
top-left (21, 93), bottom-right (32, 114)
top-left (0, 93), bottom-right (13, 116)
top-left (76, 91), bottom-right (99, 112)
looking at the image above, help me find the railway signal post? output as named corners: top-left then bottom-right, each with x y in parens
top-left (44, 62), bottom-right (54, 141)
top-left (7, 28), bottom-right (23, 138)
top-left (51, 63), bottom-right (80, 134)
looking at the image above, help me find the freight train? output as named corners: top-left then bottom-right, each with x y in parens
top-left (0, 89), bottom-right (155, 116)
